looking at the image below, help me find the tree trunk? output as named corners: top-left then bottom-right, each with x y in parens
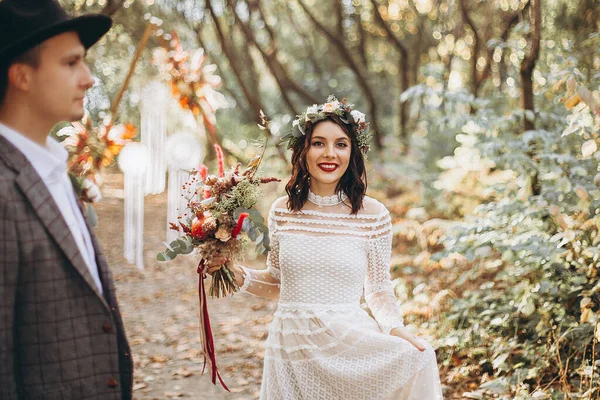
top-left (520, 0), bottom-right (541, 132)
top-left (458, 0), bottom-right (481, 99)
top-left (371, 0), bottom-right (409, 144)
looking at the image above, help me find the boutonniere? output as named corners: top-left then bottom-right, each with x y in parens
top-left (69, 173), bottom-right (100, 227)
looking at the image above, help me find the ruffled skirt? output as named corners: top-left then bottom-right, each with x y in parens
top-left (260, 302), bottom-right (443, 400)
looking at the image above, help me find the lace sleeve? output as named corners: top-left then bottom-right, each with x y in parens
top-left (364, 208), bottom-right (404, 334)
top-left (238, 204), bottom-right (281, 300)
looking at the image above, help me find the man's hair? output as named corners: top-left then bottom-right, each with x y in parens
top-left (0, 44), bottom-right (44, 106)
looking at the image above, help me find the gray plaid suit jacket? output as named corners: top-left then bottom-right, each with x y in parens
top-left (0, 135), bottom-right (133, 399)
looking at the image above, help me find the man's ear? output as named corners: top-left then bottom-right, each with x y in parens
top-left (7, 63), bottom-right (33, 92)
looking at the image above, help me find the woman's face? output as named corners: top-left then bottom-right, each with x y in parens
top-left (305, 120), bottom-right (352, 189)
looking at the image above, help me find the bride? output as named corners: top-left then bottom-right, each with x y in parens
top-left (209, 96), bottom-right (443, 399)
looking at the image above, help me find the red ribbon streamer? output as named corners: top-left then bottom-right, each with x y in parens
top-left (197, 259), bottom-right (230, 391)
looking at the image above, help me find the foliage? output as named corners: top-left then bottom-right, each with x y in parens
top-left (429, 39), bottom-right (600, 397)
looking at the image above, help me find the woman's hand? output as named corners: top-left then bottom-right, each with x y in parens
top-left (205, 256), bottom-right (245, 287)
top-left (390, 326), bottom-right (427, 351)
top-left (206, 255), bottom-right (228, 274)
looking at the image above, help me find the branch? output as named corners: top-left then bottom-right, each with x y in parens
top-left (334, 0), bottom-right (345, 37)
top-left (353, 7), bottom-right (369, 70)
top-left (184, 17), bottom-right (253, 121)
top-left (252, 0), bottom-right (320, 105)
top-left (101, 0), bottom-right (125, 16)
top-left (297, 0), bottom-right (383, 149)
top-left (370, 0), bottom-right (408, 57)
top-left (205, 0), bottom-right (264, 123)
top-left (229, 0), bottom-right (298, 115)
top-left (282, 2), bottom-right (323, 75)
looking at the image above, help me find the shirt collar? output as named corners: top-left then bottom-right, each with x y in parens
top-left (0, 122), bottom-right (68, 181)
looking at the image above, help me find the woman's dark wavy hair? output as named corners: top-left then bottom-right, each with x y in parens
top-left (285, 114), bottom-right (367, 214)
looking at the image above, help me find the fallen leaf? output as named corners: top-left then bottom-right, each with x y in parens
top-left (164, 391), bottom-right (185, 398)
top-left (133, 383), bottom-right (148, 391)
top-left (150, 355), bottom-right (169, 363)
top-left (174, 367), bottom-right (194, 377)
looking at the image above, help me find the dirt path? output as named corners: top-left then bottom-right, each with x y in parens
top-left (94, 172), bottom-right (274, 399)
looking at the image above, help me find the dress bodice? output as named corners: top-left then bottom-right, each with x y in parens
top-left (269, 200), bottom-right (391, 306)
top-left (277, 234), bottom-right (367, 305)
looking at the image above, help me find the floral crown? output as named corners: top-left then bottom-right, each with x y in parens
top-left (281, 95), bottom-right (371, 154)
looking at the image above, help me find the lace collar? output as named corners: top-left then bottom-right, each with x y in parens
top-left (307, 190), bottom-right (348, 207)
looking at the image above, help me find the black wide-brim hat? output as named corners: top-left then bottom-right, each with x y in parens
top-left (0, 0), bottom-right (112, 63)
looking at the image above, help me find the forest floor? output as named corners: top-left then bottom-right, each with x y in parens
top-left (94, 171), bottom-right (460, 400)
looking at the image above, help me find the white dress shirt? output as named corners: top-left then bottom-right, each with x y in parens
top-left (0, 122), bottom-right (103, 294)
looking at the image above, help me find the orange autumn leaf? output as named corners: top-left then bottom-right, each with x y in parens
top-left (565, 93), bottom-right (582, 110)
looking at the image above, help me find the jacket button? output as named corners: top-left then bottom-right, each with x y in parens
top-left (102, 322), bottom-right (113, 333)
top-left (106, 377), bottom-right (118, 388)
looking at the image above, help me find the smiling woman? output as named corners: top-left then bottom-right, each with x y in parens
top-left (206, 96), bottom-right (444, 399)
top-left (287, 114), bottom-right (367, 214)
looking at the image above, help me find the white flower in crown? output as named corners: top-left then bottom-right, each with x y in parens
top-left (322, 101), bottom-right (340, 113)
top-left (351, 110), bottom-right (366, 124)
top-left (283, 95), bottom-right (371, 156)
top-left (306, 104), bottom-right (319, 114)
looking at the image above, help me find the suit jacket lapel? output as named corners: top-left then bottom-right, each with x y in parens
top-left (0, 136), bottom-right (109, 309)
top-left (76, 200), bottom-right (117, 306)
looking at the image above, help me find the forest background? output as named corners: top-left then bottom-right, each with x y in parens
top-left (58, 0), bottom-right (600, 398)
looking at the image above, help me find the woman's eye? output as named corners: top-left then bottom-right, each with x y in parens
top-left (337, 142), bottom-right (348, 148)
top-left (311, 141), bottom-right (323, 146)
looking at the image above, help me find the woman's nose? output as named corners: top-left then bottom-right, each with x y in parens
top-left (323, 144), bottom-right (335, 158)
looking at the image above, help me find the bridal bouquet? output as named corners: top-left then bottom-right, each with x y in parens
top-left (156, 114), bottom-right (279, 390)
top-left (157, 141), bottom-right (279, 297)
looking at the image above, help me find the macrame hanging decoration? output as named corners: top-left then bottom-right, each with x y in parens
top-left (118, 142), bottom-right (150, 270)
top-left (165, 131), bottom-right (204, 243)
top-left (140, 81), bottom-right (168, 195)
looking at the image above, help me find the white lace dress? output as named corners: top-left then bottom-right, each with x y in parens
top-left (239, 194), bottom-right (443, 400)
